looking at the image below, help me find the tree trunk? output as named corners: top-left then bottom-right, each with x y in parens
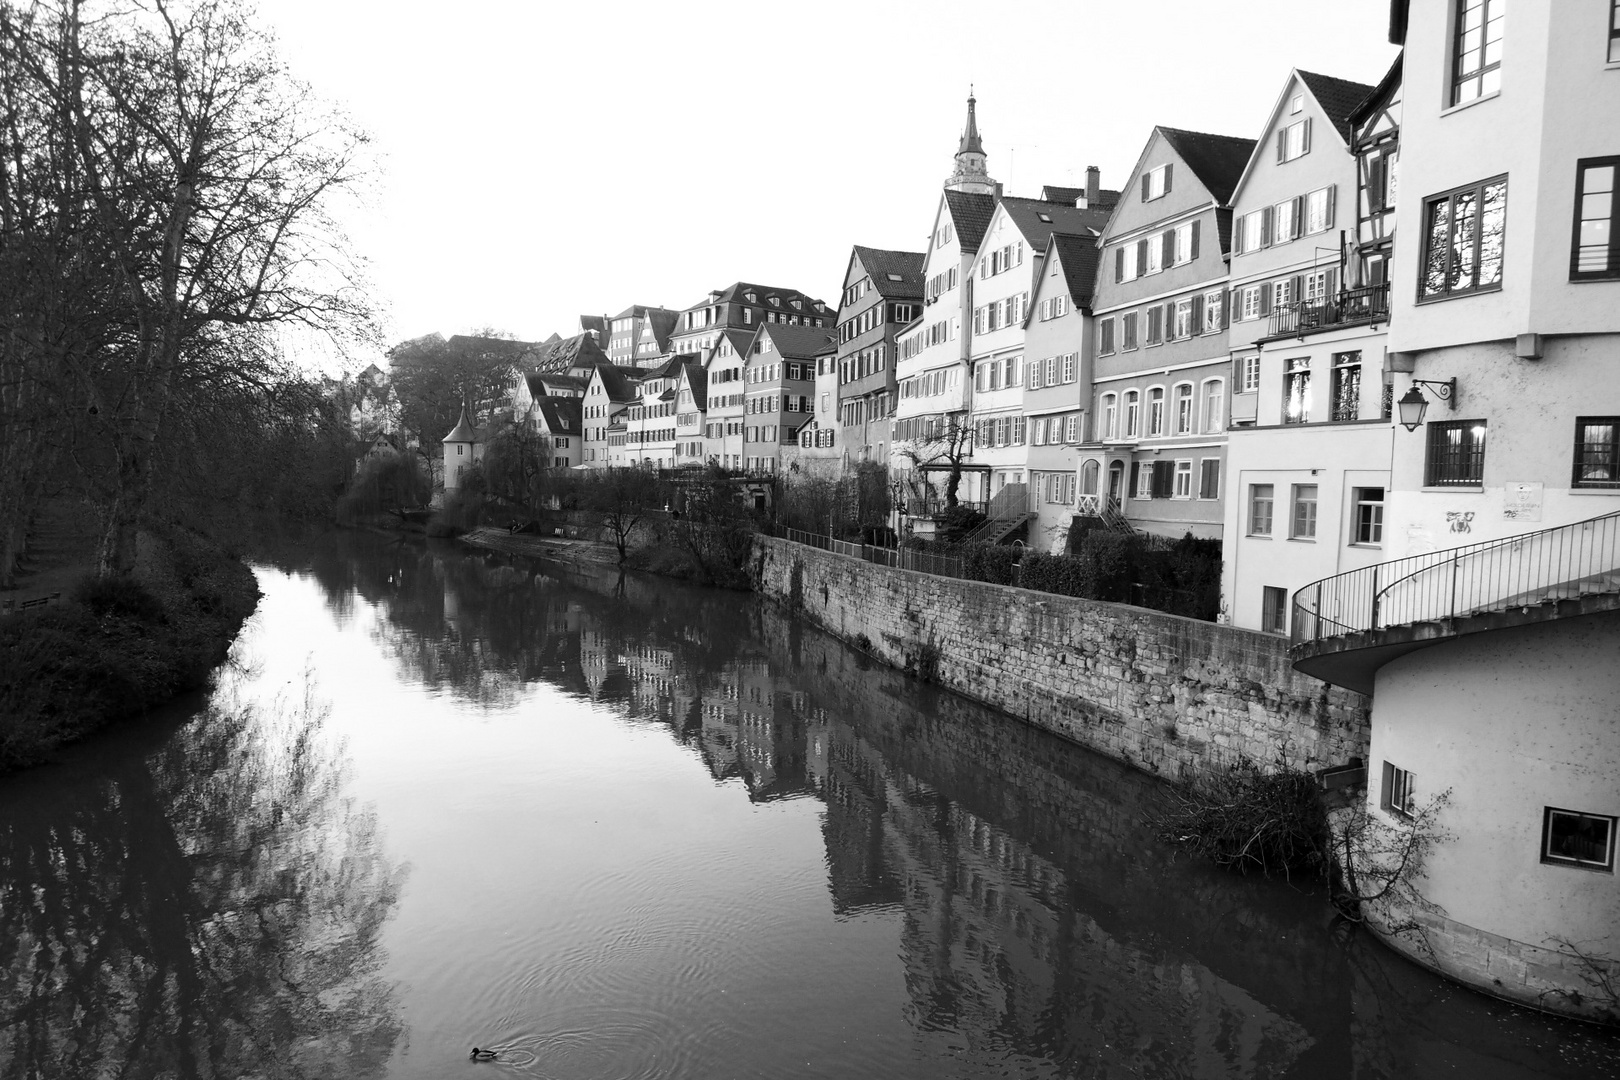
top-left (97, 432), bottom-right (151, 577)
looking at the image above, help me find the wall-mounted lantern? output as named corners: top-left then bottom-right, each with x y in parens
top-left (1397, 378), bottom-right (1457, 432)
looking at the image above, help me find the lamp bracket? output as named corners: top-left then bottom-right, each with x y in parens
top-left (1410, 378), bottom-right (1456, 406)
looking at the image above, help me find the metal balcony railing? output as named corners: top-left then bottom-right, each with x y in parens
top-left (1290, 509), bottom-right (1620, 649)
top-left (1268, 283), bottom-right (1390, 339)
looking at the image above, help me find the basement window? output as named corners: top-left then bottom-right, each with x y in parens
top-left (1542, 808), bottom-right (1616, 871)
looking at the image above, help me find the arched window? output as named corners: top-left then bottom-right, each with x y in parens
top-left (1124, 391), bottom-right (1140, 438)
top-left (1147, 386), bottom-right (1165, 436)
top-left (1202, 378), bottom-right (1225, 433)
top-left (1102, 393), bottom-right (1118, 439)
top-left (1173, 383), bottom-right (1194, 435)
top-left (1079, 458), bottom-right (1101, 495)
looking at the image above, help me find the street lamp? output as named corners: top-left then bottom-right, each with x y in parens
top-left (1397, 378), bottom-right (1457, 432)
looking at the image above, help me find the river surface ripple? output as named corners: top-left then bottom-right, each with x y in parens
top-left (1, 530), bottom-right (1616, 1079)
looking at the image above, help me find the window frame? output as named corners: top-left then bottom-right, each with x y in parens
top-left (1425, 418), bottom-right (1489, 487)
top-left (1381, 761), bottom-right (1417, 819)
top-left (1572, 416), bottom-right (1620, 489)
top-left (1571, 156), bottom-right (1620, 281)
top-left (1261, 586), bottom-right (1288, 634)
top-left (1352, 486), bottom-right (1385, 545)
top-left (1451, 0), bottom-right (1505, 107)
top-left (1419, 175), bottom-right (1509, 302)
top-left (1202, 378), bottom-right (1225, 433)
top-left (1291, 483), bottom-right (1319, 540)
top-left (1173, 458), bottom-right (1194, 499)
top-left (1541, 807), bottom-right (1617, 872)
top-left (1249, 483), bottom-right (1275, 536)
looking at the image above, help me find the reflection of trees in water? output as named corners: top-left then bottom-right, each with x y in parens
top-left (0, 679), bottom-right (406, 1080)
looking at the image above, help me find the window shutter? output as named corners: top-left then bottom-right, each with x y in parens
top-left (1259, 285), bottom-right (1272, 316)
top-left (1192, 294), bottom-right (1204, 329)
top-left (1233, 215), bottom-right (1244, 254)
top-left (1291, 196), bottom-right (1304, 239)
top-left (1326, 267), bottom-right (1338, 298)
top-left (1367, 158), bottom-right (1383, 212)
top-left (1141, 173), bottom-right (1151, 200)
top-left (1115, 247), bottom-right (1124, 283)
top-left (1165, 302), bottom-right (1177, 338)
top-left (1291, 275), bottom-right (1304, 304)
top-left (1302, 117), bottom-right (1312, 154)
top-left (1261, 206), bottom-right (1274, 246)
top-left (1153, 460), bottom-right (1174, 498)
top-left (1162, 231), bottom-right (1175, 265)
top-left (1276, 130), bottom-right (1286, 163)
top-left (1130, 461), bottom-right (1141, 494)
top-left (1230, 289), bottom-right (1241, 323)
top-left (1190, 219), bottom-right (1201, 260)
top-left (1325, 184), bottom-right (1337, 228)
top-left (1164, 163), bottom-right (1173, 193)
top-left (1200, 458), bottom-right (1220, 499)
top-left (1137, 238), bottom-right (1149, 269)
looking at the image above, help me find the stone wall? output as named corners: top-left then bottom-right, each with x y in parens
top-left (752, 535), bottom-right (1369, 782)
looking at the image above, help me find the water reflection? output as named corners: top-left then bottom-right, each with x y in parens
top-left (294, 531), bottom-right (1617, 1079)
top-left (0, 672), bottom-right (407, 1080)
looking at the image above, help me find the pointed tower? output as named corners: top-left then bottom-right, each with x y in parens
top-left (441, 403), bottom-right (479, 491)
top-left (945, 90), bottom-right (998, 195)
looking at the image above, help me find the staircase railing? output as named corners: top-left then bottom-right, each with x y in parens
top-left (958, 484), bottom-right (1032, 545)
top-left (1291, 509), bottom-right (1620, 649)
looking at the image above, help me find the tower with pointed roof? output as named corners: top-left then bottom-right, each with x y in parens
top-left (945, 91), bottom-right (998, 196)
top-left (441, 403), bottom-right (481, 492)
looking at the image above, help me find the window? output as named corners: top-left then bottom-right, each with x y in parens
top-left (1262, 586), bottom-right (1288, 634)
top-left (1122, 312), bottom-right (1139, 350)
top-left (1274, 198), bottom-right (1299, 242)
top-left (1102, 394), bottom-right (1118, 439)
top-left (1305, 186), bottom-right (1335, 234)
top-left (1353, 487), bottom-right (1385, 544)
top-left (1572, 157), bottom-right (1620, 280)
top-left (1174, 384), bottom-right (1193, 434)
top-left (1143, 163), bottom-right (1171, 201)
top-left (1381, 762), bottom-right (1417, 819)
top-left (1250, 484), bottom-right (1275, 535)
top-left (1239, 355), bottom-right (1261, 394)
top-left (1065, 414), bottom-right (1081, 443)
top-left (1283, 358), bottom-right (1311, 424)
top-left (1612, 0), bottom-right (1620, 63)
top-left (1146, 232), bottom-right (1165, 274)
top-left (1148, 388), bottom-right (1165, 436)
top-left (1203, 380), bottom-right (1224, 433)
top-left (1198, 458), bottom-right (1221, 500)
top-left (1061, 354), bottom-right (1076, 384)
top-left (1331, 352), bottom-right (1362, 421)
top-left (1272, 278), bottom-right (1293, 310)
top-left (1099, 317), bottom-right (1115, 355)
top-left (1202, 290), bottom-right (1224, 333)
top-left (1145, 306), bottom-right (1163, 346)
top-left (1421, 176), bottom-right (1507, 299)
top-left (1174, 460), bottom-right (1193, 498)
top-left (1426, 419), bottom-right (1488, 486)
top-left (1291, 484), bottom-right (1318, 539)
top-left (1125, 391), bottom-right (1140, 437)
top-left (1573, 417), bottom-right (1620, 488)
top-left (1173, 222), bottom-right (1196, 264)
top-left (1542, 808), bottom-right (1616, 871)
top-left (1241, 285), bottom-right (1263, 321)
top-left (1238, 209), bottom-right (1267, 253)
top-left (1278, 118), bottom-right (1311, 162)
top-left (1173, 298), bottom-right (1194, 339)
top-left (1451, 0), bottom-right (1505, 106)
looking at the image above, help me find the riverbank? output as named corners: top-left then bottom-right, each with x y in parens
top-left (0, 527), bottom-right (260, 773)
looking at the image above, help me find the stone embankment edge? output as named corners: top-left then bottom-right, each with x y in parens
top-left (750, 534), bottom-right (1370, 785)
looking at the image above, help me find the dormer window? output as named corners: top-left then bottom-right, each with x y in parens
top-left (791, 299), bottom-right (802, 310)
top-left (745, 292), bottom-right (757, 303)
top-left (769, 297), bottom-right (780, 307)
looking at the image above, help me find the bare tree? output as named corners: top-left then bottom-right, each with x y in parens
top-left (577, 467), bottom-right (662, 564)
top-left (900, 414), bottom-right (974, 511)
top-left (4, 0), bottom-right (374, 576)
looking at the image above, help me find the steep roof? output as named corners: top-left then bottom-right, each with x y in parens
top-left (681, 281), bottom-right (831, 319)
top-left (853, 246), bottom-right (926, 299)
top-left (1349, 53), bottom-right (1403, 129)
top-left (759, 323), bottom-right (836, 359)
top-left (1297, 70), bottom-right (1379, 143)
top-left (1156, 127), bottom-right (1258, 206)
top-left (595, 364), bottom-right (643, 404)
top-left (957, 94), bottom-right (984, 156)
top-left (534, 396), bottom-right (582, 436)
top-left (612, 303), bottom-right (677, 320)
top-left (524, 372), bottom-right (587, 399)
top-left (443, 406), bottom-right (477, 443)
top-left (528, 332), bottom-right (613, 374)
top-left (680, 362), bottom-right (708, 412)
top-left (999, 196), bottom-right (1110, 249)
top-left (578, 314), bottom-right (607, 338)
top-left (943, 190), bottom-right (997, 253)
top-left (643, 309), bottom-right (680, 351)
top-left (1047, 233), bottom-right (1103, 308)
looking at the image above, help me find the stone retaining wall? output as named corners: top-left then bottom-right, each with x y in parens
top-left (752, 535), bottom-right (1370, 782)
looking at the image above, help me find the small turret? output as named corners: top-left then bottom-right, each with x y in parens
top-left (945, 88), bottom-right (998, 195)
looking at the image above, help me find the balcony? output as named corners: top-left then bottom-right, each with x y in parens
top-left (1290, 509), bottom-right (1620, 694)
top-left (1267, 283), bottom-right (1389, 340)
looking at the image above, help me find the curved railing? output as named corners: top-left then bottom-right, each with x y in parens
top-left (1290, 509), bottom-right (1620, 649)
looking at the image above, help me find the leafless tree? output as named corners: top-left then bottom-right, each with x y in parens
top-left (900, 414), bottom-right (974, 511)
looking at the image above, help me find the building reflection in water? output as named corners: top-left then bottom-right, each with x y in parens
top-left (300, 531), bottom-right (1616, 1080)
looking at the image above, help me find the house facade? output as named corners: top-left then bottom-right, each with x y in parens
top-left (702, 328), bottom-right (755, 470)
top-left (582, 364), bottom-right (642, 467)
top-left (739, 323), bottom-right (827, 474)
top-left (606, 305), bottom-right (680, 366)
top-left (1220, 69), bottom-right (1392, 633)
top-left (1084, 127), bottom-right (1254, 540)
top-left (790, 346), bottom-right (843, 477)
top-left (671, 282), bottom-right (831, 361)
top-left (835, 246), bottom-right (925, 471)
top-left (1023, 235), bottom-right (1099, 551)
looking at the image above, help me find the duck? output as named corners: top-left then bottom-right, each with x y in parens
top-left (470, 1047), bottom-right (498, 1061)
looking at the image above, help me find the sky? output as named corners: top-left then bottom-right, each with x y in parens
top-left (259, 0), bottom-right (1401, 367)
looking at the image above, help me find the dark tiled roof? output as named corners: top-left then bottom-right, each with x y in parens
top-left (1349, 53), bottom-right (1403, 130)
top-left (644, 309), bottom-right (679, 352)
top-left (1000, 197), bottom-right (1110, 249)
top-left (1157, 128), bottom-right (1258, 206)
top-left (1298, 70), bottom-right (1379, 144)
top-left (595, 364), bottom-right (644, 404)
top-left (1041, 185), bottom-right (1084, 205)
top-left (943, 190), bottom-right (997, 254)
top-left (681, 281), bottom-right (831, 319)
top-left (535, 396), bottom-right (582, 436)
top-left (853, 246), bottom-right (926, 299)
top-left (760, 323), bottom-right (836, 359)
top-left (681, 362), bottom-right (708, 412)
top-left (527, 332), bottom-right (613, 374)
top-left (1215, 208), bottom-right (1234, 258)
top-left (1048, 233), bottom-right (1102, 308)
top-left (524, 372), bottom-right (586, 399)
top-left (541, 332), bottom-right (561, 346)
top-left (612, 303), bottom-right (677, 320)
top-left (578, 315), bottom-right (607, 337)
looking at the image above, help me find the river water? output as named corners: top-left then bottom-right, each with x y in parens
top-left (1, 530), bottom-right (1616, 1079)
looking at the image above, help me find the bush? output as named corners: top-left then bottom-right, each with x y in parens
top-left (1152, 759), bottom-right (1329, 879)
top-left (71, 573), bottom-right (167, 623)
top-left (960, 541), bottom-right (1020, 585)
top-left (1075, 530), bottom-right (1133, 602)
top-left (1017, 551), bottom-right (1087, 597)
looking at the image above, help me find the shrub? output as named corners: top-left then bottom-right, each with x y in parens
top-left (1017, 551), bottom-right (1086, 597)
top-left (1152, 759), bottom-right (1329, 879)
top-left (961, 541), bottom-right (1020, 585)
top-left (1075, 530), bottom-right (1133, 602)
top-left (71, 573), bottom-right (167, 623)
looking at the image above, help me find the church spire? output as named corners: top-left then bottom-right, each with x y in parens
top-left (945, 88), bottom-right (997, 195)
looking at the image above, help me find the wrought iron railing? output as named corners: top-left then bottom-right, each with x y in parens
top-left (1268, 283), bottom-right (1390, 339)
top-left (1290, 509), bottom-right (1620, 648)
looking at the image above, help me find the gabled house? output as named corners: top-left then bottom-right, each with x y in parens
top-left (1219, 68), bottom-right (1391, 635)
top-left (702, 328), bottom-right (758, 469)
top-left (671, 282), bottom-right (832, 361)
top-left (582, 363), bottom-right (643, 467)
top-left (835, 246), bottom-right (925, 470)
top-left (531, 397), bottom-right (584, 470)
top-left (606, 305), bottom-right (681, 365)
top-left (789, 343), bottom-right (843, 478)
top-left (527, 332), bottom-right (615, 377)
top-left (1024, 233), bottom-right (1101, 550)
top-left (1085, 125), bottom-right (1256, 540)
top-left (672, 360), bottom-right (708, 466)
top-left (627, 308), bottom-right (681, 367)
top-left (740, 323), bottom-right (830, 475)
top-left (623, 356), bottom-right (689, 467)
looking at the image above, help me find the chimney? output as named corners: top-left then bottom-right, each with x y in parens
top-left (1085, 165), bottom-right (1100, 204)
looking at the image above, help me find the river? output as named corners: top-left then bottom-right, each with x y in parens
top-left (1, 530), bottom-right (1615, 1079)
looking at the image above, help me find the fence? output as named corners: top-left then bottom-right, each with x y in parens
top-left (772, 525), bottom-right (964, 579)
top-left (1291, 509), bottom-right (1620, 647)
top-left (1267, 283), bottom-right (1390, 339)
